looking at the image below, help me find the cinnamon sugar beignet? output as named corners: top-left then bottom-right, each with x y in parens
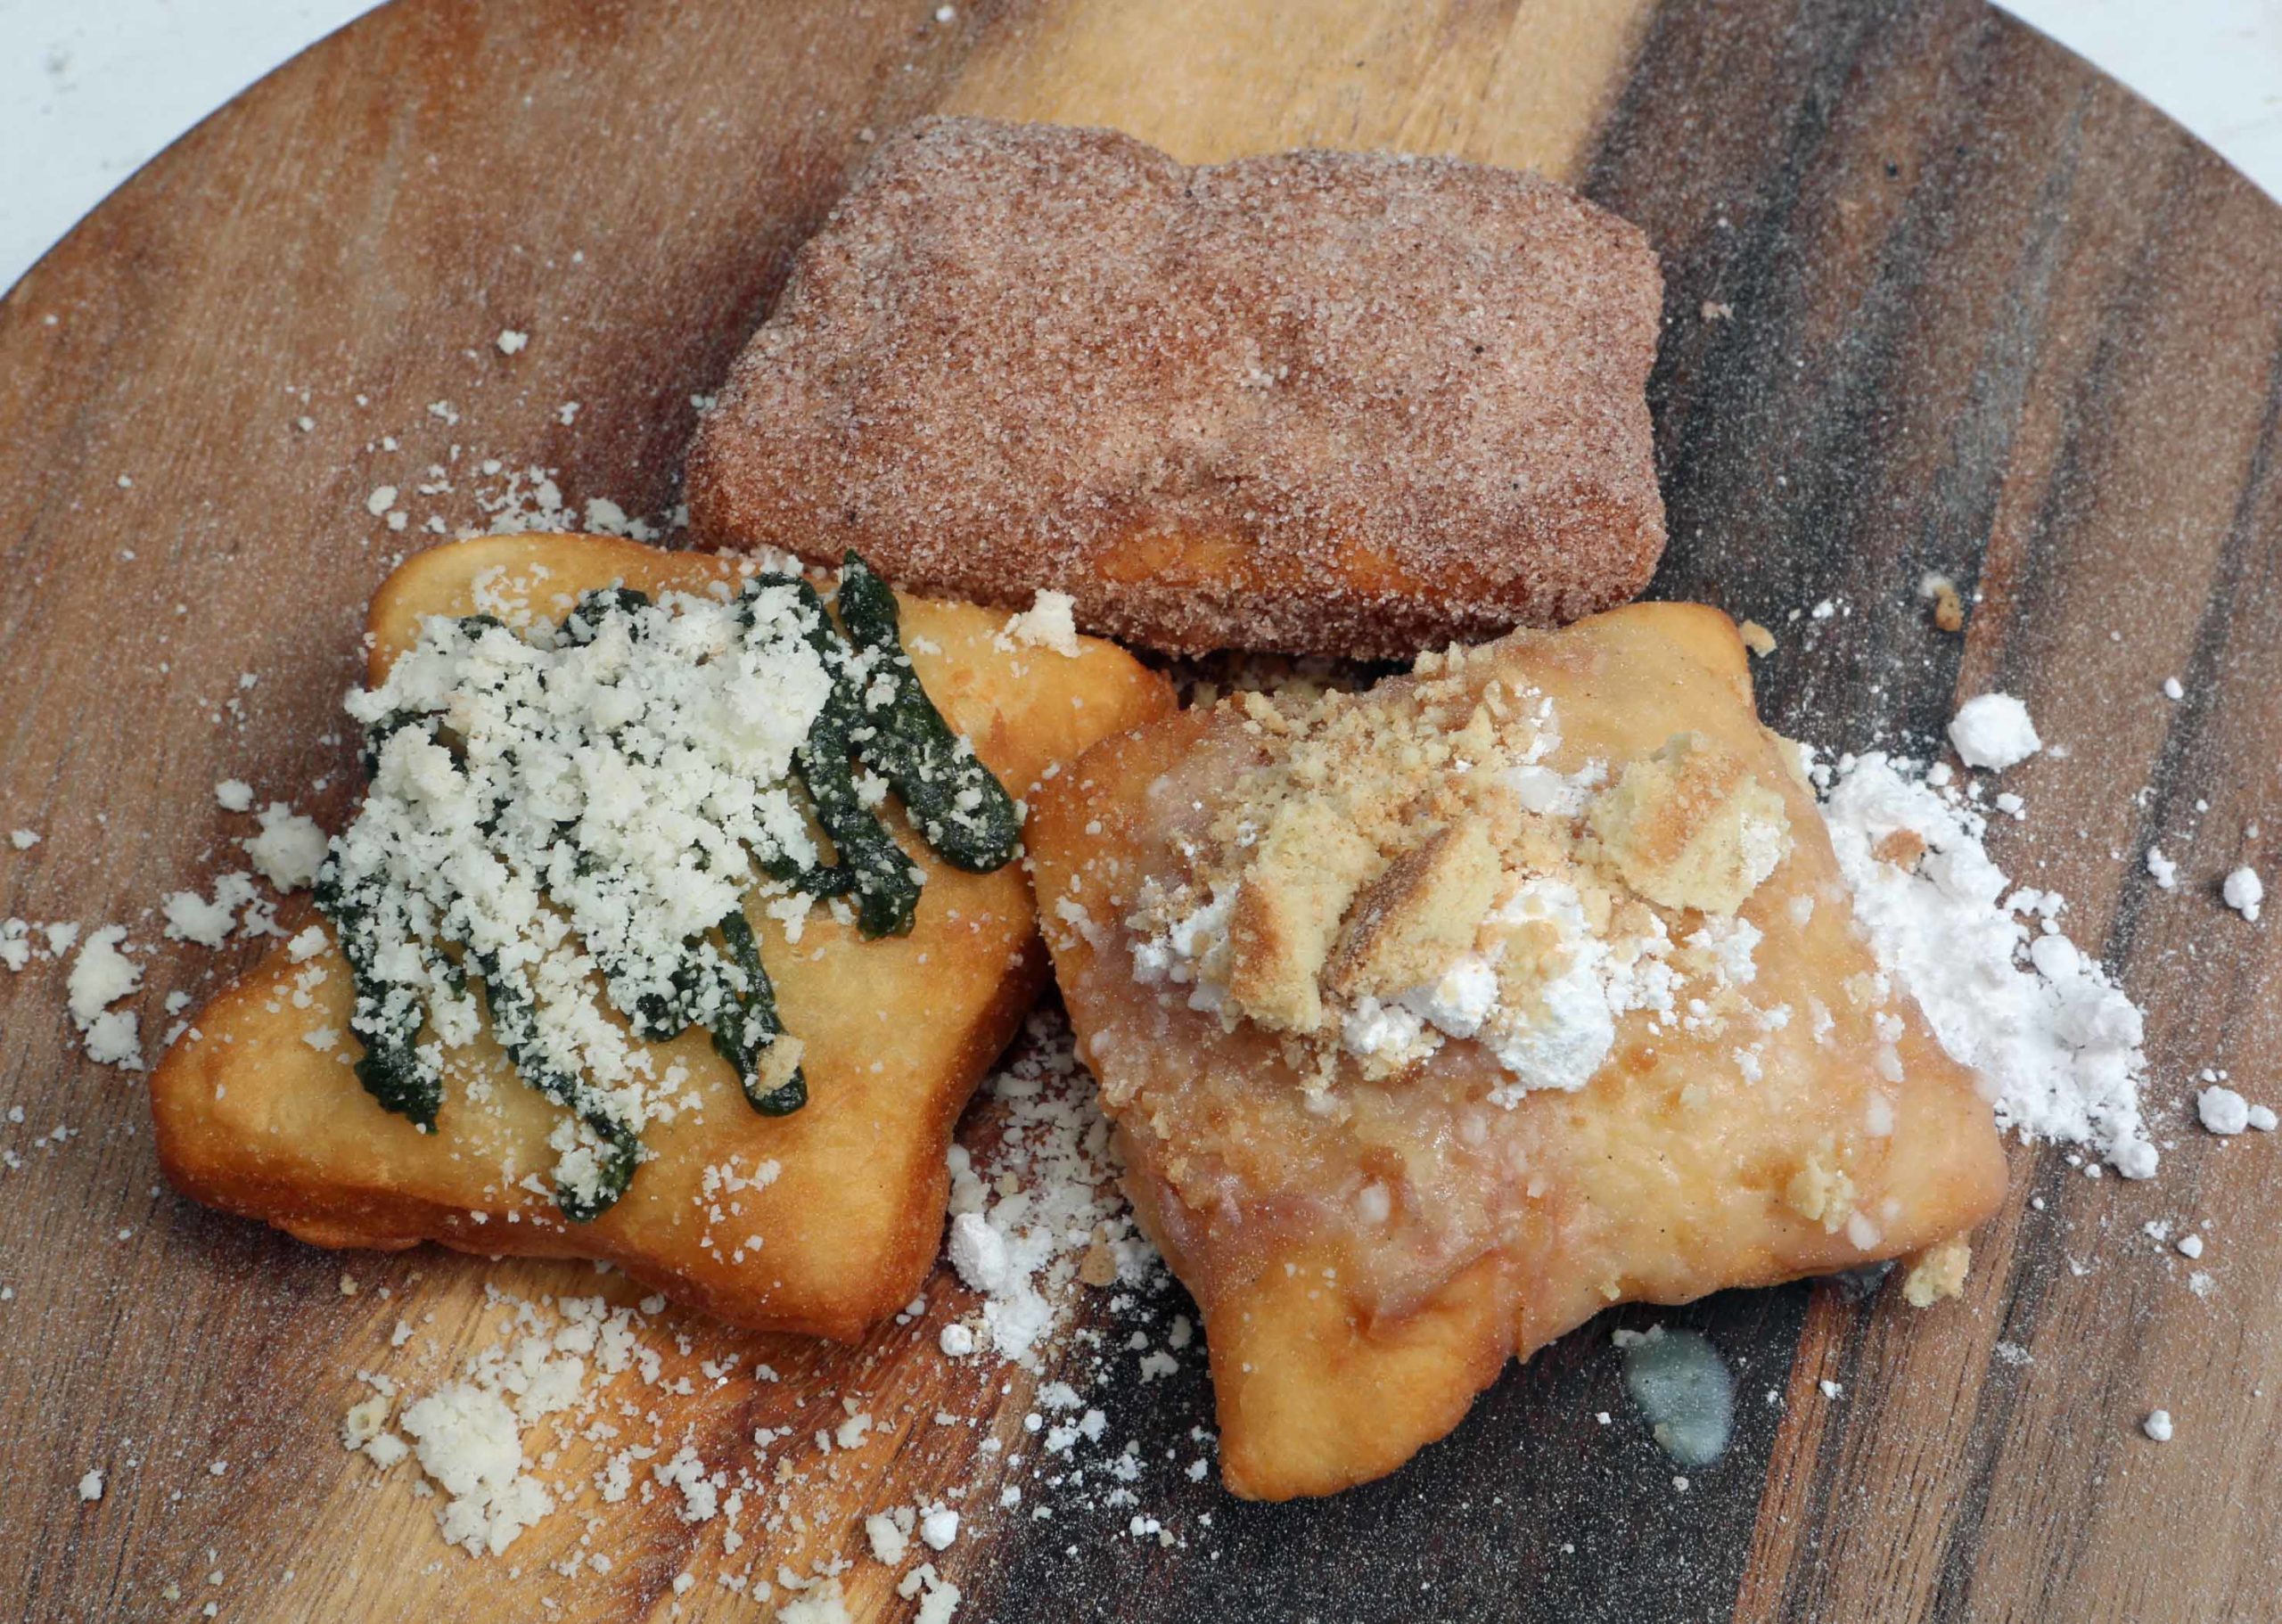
top-left (1024, 604), bottom-right (2007, 1498)
top-left (688, 117), bottom-right (1665, 659)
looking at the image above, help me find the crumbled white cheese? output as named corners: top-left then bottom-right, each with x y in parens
top-left (998, 590), bottom-right (1081, 657)
top-left (1947, 693), bottom-right (2041, 771)
top-left (214, 779), bottom-right (254, 813)
top-left (2145, 848), bottom-right (2179, 891)
top-left (161, 873), bottom-right (261, 947)
top-left (77, 1469), bottom-right (103, 1503)
top-left (653, 1445), bottom-right (719, 1521)
top-left (243, 803), bottom-right (325, 891)
top-left (85, 1009), bottom-right (142, 1067)
top-left (324, 581), bottom-right (841, 1202)
top-left (9, 829), bottom-right (37, 850)
top-left (864, 1511), bottom-right (908, 1564)
top-left (496, 329), bottom-right (529, 356)
top-left (2142, 1408), bottom-right (2173, 1442)
top-left (2222, 865), bottom-right (2262, 923)
top-left (67, 926), bottom-right (144, 1070)
top-left (67, 925), bottom-right (139, 1024)
top-left (341, 1388), bottom-right (404, 1465)
top-left (399, 1382), bottom-right (554, 1557)
top-left (918, 1506), bottom-right (959, 1550)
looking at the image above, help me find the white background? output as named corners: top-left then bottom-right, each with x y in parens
top-left (4, 0), bottom-right (2280, 294)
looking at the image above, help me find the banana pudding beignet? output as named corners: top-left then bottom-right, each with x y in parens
top-left (1025, 603), bottom-right (2007, 1499)
top-left (153, 534), bottom-right (1172, 1341)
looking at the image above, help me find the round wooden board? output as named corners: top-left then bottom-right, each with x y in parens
top-left (5, 1), bottom-right (2281, 1620)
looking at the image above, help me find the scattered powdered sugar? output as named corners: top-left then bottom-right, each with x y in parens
top-left (1339, 874), bottom-right (1674, 1106)
top-left (1946, 693), bottom-right (2041, 771)
top-left (943, 1010), bottom-right (1155, 1363)
top-left (865, 1511), bottom-right (910, 1564)
top-left (1818, 751), bottom-right (2156, 1177)
top-left (2222, 865), bottom-right (2263, 923)
top-left (777, 1587), bottom-right (855, 1624)
top-left (918, 1506), bottom-right (959, 1550)
top-left (1129, 685), bottom-right (1778, 1103)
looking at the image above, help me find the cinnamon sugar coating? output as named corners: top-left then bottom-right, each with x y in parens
top-left (688, 116), bottom-right (1666, 659)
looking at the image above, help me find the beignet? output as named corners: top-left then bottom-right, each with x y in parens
top-left (689, 116), bottom-right (1665, 659)
top-left (1024, 603), bottom-right (2007, 1497)
top-left (152, 533), bottom-right (1173, 1341)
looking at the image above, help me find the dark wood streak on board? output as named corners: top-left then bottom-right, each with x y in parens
top-left (1684, 6), bottom-right (2282, 1621)
top-left (4, 0), bottom-right (2282, 1619)
top-left (1587, 3), bottom-right (2282, 1621)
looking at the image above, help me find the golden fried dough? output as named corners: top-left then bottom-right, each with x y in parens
top-left (688, 116), bottom-right (1665, 660)
top-left (152, 534), bottom-right (1173, 1341)
top-left (1024, 603), bottom-right (2007, 1497)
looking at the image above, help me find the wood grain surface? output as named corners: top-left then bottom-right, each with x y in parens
top-left (4, 1), bottom-right (2280, 1620)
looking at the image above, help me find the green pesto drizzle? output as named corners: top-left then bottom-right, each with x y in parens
top-left (313, 860), bottom-right (443, 1130)
top-left (471, 948), bottom-right (643, 1221)
top-left (316, 555), bottom-right (1020, 1220)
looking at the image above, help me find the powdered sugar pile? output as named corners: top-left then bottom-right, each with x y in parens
top-left (1817, 749), bottom-right (2157, 1177)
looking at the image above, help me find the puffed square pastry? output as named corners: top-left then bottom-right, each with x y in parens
top-left (152, 533), bottom-right (1172, 1341)
top-left (1023, 603), bottom-right (2007, 1497)
top-left (688, 116), bottom-right (1665, 660)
